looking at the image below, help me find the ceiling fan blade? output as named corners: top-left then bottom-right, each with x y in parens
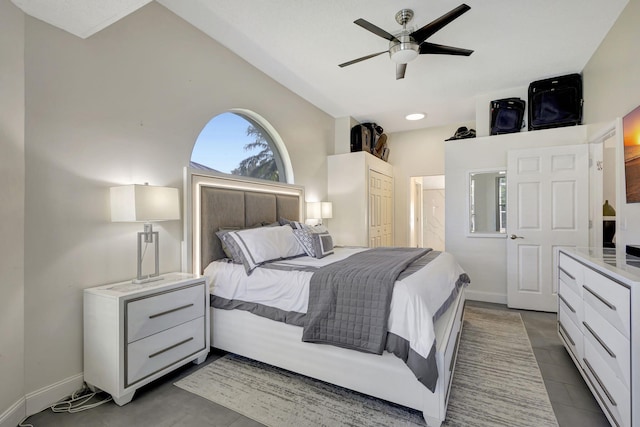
top-left (396, 63), bottom-right (407, 80)
top-left (339, 50), bottom-right (388, 68)
top-left (410, 4), bottom-right (471, 44)
top-left (354, 18), bottom-right (398, 42)
top-left (419, 42), bottom-right (473, 56)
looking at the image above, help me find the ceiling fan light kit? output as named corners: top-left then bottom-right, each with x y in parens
top-left (339, 4), bottom-right (473, 80)
top-left (389, 35), bottom-right (419, 64)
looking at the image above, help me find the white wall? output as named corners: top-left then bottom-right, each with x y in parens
top-left (0, 0), bottom-right (26, 425)
top-left (445, 126), bottom-right (588, 303)
top-left (22, 2), bottom-right (333, 411)
top-left (387, 122), bottom-right (474, 247)
top-left (583, 0), bottom-right (640, 248)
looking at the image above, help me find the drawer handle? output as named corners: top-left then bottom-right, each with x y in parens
top-left (148, 337), bottom-right (194, 359)
top-left (558, 321), bottom-right (575, 346)
top-left (558, 294), bottom-right (576, 313)
top-left (449, 331), bottom-right (461, 372)
top-left (149, 303), bottom-right (194, 319)
top-left (558, 266), bottom-right (575, 280)
top-left (582, 321), bottom-right (617, 359)
top-left (583, 357), bottom-right (617, 407)
top-left (583, 285), bottom-right (616, 311)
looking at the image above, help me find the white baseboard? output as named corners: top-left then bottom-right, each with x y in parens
top-left (25, 373), bottom-right (84, 417)
top-left (0, 397), bottom-right (25, 427)
top-left (465, 289), bottom-right (507, 305)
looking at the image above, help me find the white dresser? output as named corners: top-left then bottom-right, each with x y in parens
top-left (84, 273), bottom-right (209, 405)
top-left (557, 248), bottom-right (640, 427)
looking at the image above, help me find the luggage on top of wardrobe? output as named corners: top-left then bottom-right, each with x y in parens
top-left (528, 73), bottom-right (583, 131)
top-left (490, 98), bottom-right (526, 135)
top-left (351, 122), bottom-right (383, 153)
top-left (350, 124), bottom-right (372, 153)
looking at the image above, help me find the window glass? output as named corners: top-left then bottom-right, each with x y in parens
top-left (191, 111), bottom-right (288, 183)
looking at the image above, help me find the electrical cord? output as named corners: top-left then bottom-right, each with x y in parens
top-left (50, 383), bottom-right (112, 413)
top-left (18, 382), bottom-right (113, 425)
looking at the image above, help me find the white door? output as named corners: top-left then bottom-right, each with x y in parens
top-left (507, 144), bottom-right (589, 311)
top-left (369, 170), bottom-right (393, 247)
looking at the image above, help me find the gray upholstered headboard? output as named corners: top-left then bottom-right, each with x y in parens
top-left (186, 171), bottom-right (304, 275)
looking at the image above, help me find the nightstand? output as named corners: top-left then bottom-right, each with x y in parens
top-left (83, 272), bottom-right (209, 405)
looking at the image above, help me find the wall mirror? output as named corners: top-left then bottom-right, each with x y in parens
top-left (468, 169), bottom-right (507, 237)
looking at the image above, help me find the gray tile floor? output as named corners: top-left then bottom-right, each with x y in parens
top-left (22, 302), bottom-right (611, 427)
top-left (466, 301), bottom-right (610, 427)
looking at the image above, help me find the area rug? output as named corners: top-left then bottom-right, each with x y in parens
top-left (174, 306), bottom-right (558, 427)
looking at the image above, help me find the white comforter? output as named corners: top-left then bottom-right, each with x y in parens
top-left (203, 247), bottom-right (465, 361)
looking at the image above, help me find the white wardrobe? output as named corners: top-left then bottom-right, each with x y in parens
top-left (328, 151), bottom-right (394, 247)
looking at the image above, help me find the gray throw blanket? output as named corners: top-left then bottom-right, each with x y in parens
top-left (302, 247), bottom-right (431, 354)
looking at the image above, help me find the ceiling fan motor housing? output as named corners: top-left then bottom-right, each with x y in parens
top-left (389, 34), bottom-right (419, 64)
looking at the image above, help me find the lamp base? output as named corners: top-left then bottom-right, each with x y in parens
top-left (132, 275), bottom-right (164, 285)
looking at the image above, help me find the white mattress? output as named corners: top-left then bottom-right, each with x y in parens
top-left (203, 247), bottom-right (466, 360)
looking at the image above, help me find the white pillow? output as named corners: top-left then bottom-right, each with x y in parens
top-left (221, 225), bottom-right (305, 274)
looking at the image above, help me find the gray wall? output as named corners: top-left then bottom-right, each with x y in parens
top-left (0, 0), bottom-right (25, 419)
top-left (22, 1), bottom-right (333, 402)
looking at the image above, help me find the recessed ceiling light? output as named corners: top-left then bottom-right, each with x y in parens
top-left (405, 113), bottom-right (426, 121)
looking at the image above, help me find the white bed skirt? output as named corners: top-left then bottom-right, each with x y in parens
top-left (210, 288), bottom-right (466, 427)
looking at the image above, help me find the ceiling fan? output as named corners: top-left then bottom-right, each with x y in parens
top-left (339, 4), bottom-right (473, 80)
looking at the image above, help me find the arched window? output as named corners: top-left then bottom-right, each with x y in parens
top-left (190, 109), bottom-right (293, 183)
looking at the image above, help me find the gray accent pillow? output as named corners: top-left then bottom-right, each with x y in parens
top-left (215, 228), bottom-right (243, 263)
top-left (292, 227), bottom-right (334, 259)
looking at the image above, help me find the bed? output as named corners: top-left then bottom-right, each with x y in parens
top-left (184, 170), bottom-right (469, 427)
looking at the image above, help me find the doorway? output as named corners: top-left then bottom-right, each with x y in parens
top-left (410, 175), bottom-right (445, 251)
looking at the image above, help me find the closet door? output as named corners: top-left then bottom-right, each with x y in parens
top-left (369, 169), bottom-right (393, 247)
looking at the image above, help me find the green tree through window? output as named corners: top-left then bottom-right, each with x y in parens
top-left (190, 111), bottom-right (287, 183)
top-left (232, 124), bottom-right (279, 181)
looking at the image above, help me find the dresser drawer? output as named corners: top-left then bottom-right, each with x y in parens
top-left (559, 279), bottom-right (582, 327)
top-left (559, 252), bottom-right (583, 291)
top-left (583, 339), bottom-right (630, 427)
top-left (126, 316), bottom-right (205, 386)
top-left (127, 282), bottom-right (206, 343)
top-left (583, 302), bottom-right (630, 389)
top-left (582, 268), bottom-right (630, 339)
top-left (558, 305), bottom-right (582, 364)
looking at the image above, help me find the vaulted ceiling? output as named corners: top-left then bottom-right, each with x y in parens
top-left (12, 0), bottom-right (629, 132)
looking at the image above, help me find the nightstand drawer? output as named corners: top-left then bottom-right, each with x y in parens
top-left (127, 282), bottom-right (205, 343)
top-left (583, 268), bottom-right (630, 339)
top-left (126, 316), bottom-right (205, 386)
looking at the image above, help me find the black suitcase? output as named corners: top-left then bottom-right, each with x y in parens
top-left (350, 124), bottom-right (372, 153)
top-left (490, 98), bottom-right (525, 135)
top-left (362, 122), bottom-right (383, 153)
top-left (528, 73), bottom-right (583, 131)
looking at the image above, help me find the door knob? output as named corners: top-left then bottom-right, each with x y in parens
top-left (510, 234), bottom-right (524, 240)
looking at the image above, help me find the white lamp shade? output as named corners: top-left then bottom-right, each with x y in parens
top-left (110, 184), bottom-right (180, 222)
top-left (306, 201), bottom-right (333, 220)
top-left (306, 202), bottom-right (321, 220)
top-left (321, 202), bottom-right (333, 219)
